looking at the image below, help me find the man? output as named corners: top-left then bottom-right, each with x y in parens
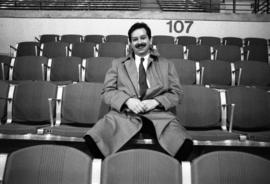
top-left (84, 22), bottom-right (192, 160)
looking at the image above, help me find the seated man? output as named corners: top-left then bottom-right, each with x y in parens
top-left (84, 22), bottom-right (192, 160)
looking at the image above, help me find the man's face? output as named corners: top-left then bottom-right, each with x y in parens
top-left (130, 28), bottom-right (151, 57)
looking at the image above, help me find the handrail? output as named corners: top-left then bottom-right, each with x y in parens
top-left (253, 0), bottom-right (269, 14)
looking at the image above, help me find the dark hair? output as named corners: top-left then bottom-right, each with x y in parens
top-left (128, 22), bottom-right (151, 42)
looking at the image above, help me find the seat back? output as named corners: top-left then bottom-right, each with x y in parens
top-left (244, 37), bottom-right (268, 47)
top-left (198, 36), bottom-right (221, 47)
top-left (105, 35), bottom-right (128, 44)
top-left (223, 37), bottom-right (243, 47)
top-left (215, 45), bottom-right (242, 62)
top-left (245, 45), bottom-right (268, 63)
top-left (152, 35), bottom-right (175, 45)
top-left (40, 42), bottom-right (70, 58)
top-left (102, 149), bottom-right (182, 184)
top-left (156, 44), bottom-right (184, 59)
top-left (61, 34), bottom-right (83, 44)
top-left (84, 34), bottom-right (104, 44)
top-left (192, 151), bottom-right (270, 184)
top-left (15, 41), bottom-right (40, 57)
top-left (3, 145), bottom-right (92, 184)
top-left (39, 34), bottom-right (60, 43)
top-left (71, 42), bottom-right (95, 58)
top-left (187, 45), bottom-right (211, 61)
top-left (176, 36), bottom-right (197, 46)
top-left (98, 42), bottom-right (127, 58)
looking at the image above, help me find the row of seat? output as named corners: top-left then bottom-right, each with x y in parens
top-left (10, 41), bottom-right (269, 63)
top-left (1, 146), bottom-right (270, 184)
top-left (1, 56), bottom-right (269, 90)
top-left (0, 81), bottom-right (269, 144)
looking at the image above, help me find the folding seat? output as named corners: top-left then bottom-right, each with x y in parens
top-left (36, 34), bottom-right (60, 43)
top-left (42, 82), bottom-right (108, 137)
top-left (2, 145), bottom-right (93, 184)
top-left (84, 34), bottom-right (104, 44)
top-left (0, 55), bottom-right (11, 80)
top-left (105, 34), bottom-right (128, 44)
top-left (214, 45), bottom-right (243, 62)
top-left (8, 56), bottom-right (47, 81)
top-left (244, 37), bottom-right (268, 47)
top-left (156, 43), bottom-right (184, 59)
top-left (245, 45), bottom-right (269, 63)
top-left (10, 41), bottom-right (40, 57)
top-left (223, 36), bottom-right (243, 47)
top-left (40, 42), bottom-right (70, 58)
top-left (186, 45), bottom-right (212, 61)
top-left (61, 34), bottom-right (83, 44)
top-left (198, 36), bottom-right (221, 47)
top-left (0, 81), bottom-right (9, 124)
top-left (200, 60), bottom-right (235, 88)
top-left (170, 59), bottom-right (200, 85)
top-left (70, 42), bottom-right (96, 58)
top-left (101, 149), bottom-right (182, 184)
top-left (176, 85), bottom-right (240, 141)
top-left (234, 61), bottom-right (270, 89)
top-left (189, 151), bottom-right (270, 184)
top-left (152, 35), bottom-right (175, 45)
top-left (176, 36), bottom-right (197, 46)
top-left (226, 86), bottom-right (270, 142)
top-left (98, 42), bottom-right (127, 58)
top-left (46, 56), bottom-right (81, 82)
top-left (81, 57), bottom-right (113, 82)
top-left (0, 81), bottom-right (57, 135)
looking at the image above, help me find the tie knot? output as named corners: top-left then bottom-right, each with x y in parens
top-left (140, 57), bottom-right (145, 63)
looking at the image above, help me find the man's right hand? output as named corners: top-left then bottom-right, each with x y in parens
top-left (125, 98), bottom-right (145, 114)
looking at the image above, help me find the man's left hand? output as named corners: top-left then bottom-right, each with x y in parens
top-left (141, 99), bottom-right (159, 112)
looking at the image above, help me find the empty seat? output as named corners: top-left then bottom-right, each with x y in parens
top-left (200, 60), bottom-right (235, 88)
top-left (3, 145), bottom-right (93, 184)
top-left (226, 86), bottom-right (270, 142)
top-left (170, 59), bottom-right (200, 85)
top-left (98, 42), bottom-right (127, 58)
top-left (176, 36), bottom-right (197, 46)
top-left (8, 56), bottom-right (47, 81)
top-left (245, 45), bottom-right (269, 63)
top-left (191, 151), bottom-right (270, 184)
top-left (152, 35), bottom-right (175, 45)
top-left (46, 56), bottom-right (82, 82)
top-left (186, 45), bottom-right (212, 61)
top-left (82, 57), bottom-right (113, 82)
top-left (37, 34), bottom-right (60, 43)
top-left (244, 37), bottom-right (268, 47)
top-left (0, 81), bottom-right (57, 135)
top-left (198, 36), bottom-right (221, 47)
top-left (105, 34), bottom-right (128, 44)
top-left (214, 45), bottom-right (243, 62)
top-left (10, 41), bottom-right (40, 57)
top-left (156, 44), bottom-right (184, 59)
top-left (70, 42), bottom-right (96, 58)
top-left (42, 82), bottom-right (107, 137)
top-left (176, 85), bottom-right (240, 141)
top-left (61, 34), bottom-right (83, 44)
top-left (102, 149), bottom-right (182, 184)
top-left (40, 42), bottom-right (70, 58)
top-left (234, 61), bottom-right (270, 89)
top-left (84, 34), bottom-right (104, 44)
top-left (0, 81), bottom-right (9, 124)
top-left (223, 37), bottom-right (243, 47)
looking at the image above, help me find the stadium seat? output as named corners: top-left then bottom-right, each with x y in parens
top-left (61, 34), bottom-right (83, 44)
top-left (10, 41), bottom-right (40, 57)
top-left (156, 44), bottom-right (184, 59)
top-left (176, 36), bottom-right (197, 46)
top-left (244, 37), bottom-right (268, 47)
top-left (200, 60), bottom-right (235, 88)
top-left (3, 145), bottom-right (93, 184)
top-left (186, 45), bottom-right (212, 61)
top-left (234, 60), bottom-right (270, 89)
top-left (40, 42), bottom-right (70, 58)
top-left (170, 59), bottom-right (200, 85)
top-left (37, 34), bottom-right (60, 43)
top-left (0, 81), bottom-right (57, 135)
top-left (223, 36), bottom-right (243, 47)
top-left (214, 45), bottom-right (243, 62)
top-left (81, 57), bottom-right (113, 82)
top-left (152, 35), bottom-right (175, 45)
top-left (190, 151), bottom-right (270, 184)
top-left (226, 86), bottom-right (270, 142)
top-left (245, 45), bottom-right (269, 63)
top-left (84, 34), bottom-right (104, 44)
top-left (105, 34), bottom-right (128, 44)
top-left (0, 81), bottom-right (9, 124)
top-left (102, 149), bottom-right (182, 184)
top-left (8, 56), bottom-right (47, 81)
top-left (198, 36), bottom-right (221, 47)
top-left (42, 82), bottom-right (108, 137)
top-left (98, 42), bottom-right (127, 57)
top-left (46, 56), bottom-right (82, 82)
top-left (176, 85), bottom-right (240, 141)
top-left (70, 42), bottom-right (96, 58)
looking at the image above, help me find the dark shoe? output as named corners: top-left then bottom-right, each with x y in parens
top-left (84, 135), bottom-right (104, 159)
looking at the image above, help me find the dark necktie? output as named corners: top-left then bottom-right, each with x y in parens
top-left (139, 57), bottom-right (148, 99)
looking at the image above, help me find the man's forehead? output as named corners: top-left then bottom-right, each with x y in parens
top-left (131, 28), bottom-right (147, 37)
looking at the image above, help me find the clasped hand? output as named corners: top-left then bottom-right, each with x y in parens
top-left (125, 98), bottom-right (159, 114)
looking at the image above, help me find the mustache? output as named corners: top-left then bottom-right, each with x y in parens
top-left (135, 43), bottom-right (147, 48)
